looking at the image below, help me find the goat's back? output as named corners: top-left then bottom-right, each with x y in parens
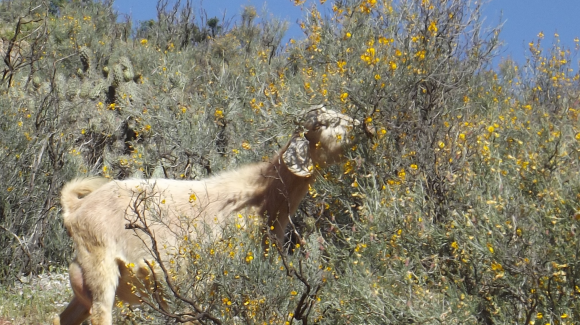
top-left (65, 171), bottom-right (268, 263)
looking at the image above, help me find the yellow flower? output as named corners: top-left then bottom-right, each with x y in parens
top-left (415, 49), bottom-right (426, 60)
top-left (491, 261), bottom-right (503, 271)
top-left (214, 110), bottom-right (224, 118)
top-left (487, 243), bottom-right (494, 254)
top-left (398, 168), bottom-right (406, 180)
top-left (374, 74), bottom-right (381, 80)
top-left (345, 32), bottom-right (351, 38)
top-left (140, 38), bottom-right (148, 45)
top-left (189, 194), bottom-right (197, 202)
top-left (290, 291), bottom-right (298, 296)
top-left (410, 164), bottom-right (418, 170)
top-left (487, 126), bottom-right (495, 133)
top-left (340, 92), bottom-right (348, 102)
top-left (242, 141), bottom-right (251, 150)
top-left (438, 141), bottom-right (445, 149)
top-left (451, 241), bottom-right (458, 249)
top-left (389, 61), bottom-right (397, 70)
top-left (428, 20), bottom-right (438, 33)
top-left (343, 161), bottom-right (354, 174)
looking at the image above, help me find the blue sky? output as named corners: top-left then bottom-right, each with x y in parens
top-left (485, 0), bottom-right (579, 65)
top-left (115, 0), bottom-right (580, 66)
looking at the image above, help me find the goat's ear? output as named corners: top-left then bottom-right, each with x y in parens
top-left (282, 136), bottom-right (313, 177)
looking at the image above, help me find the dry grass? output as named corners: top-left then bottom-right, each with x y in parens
top-left (0, 272), bottom-right (72, 325)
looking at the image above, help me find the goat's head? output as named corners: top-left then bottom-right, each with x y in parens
top-left (282, 104), bottom-right (360, 177)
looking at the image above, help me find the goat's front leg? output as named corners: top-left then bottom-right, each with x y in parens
top-left (81, 256), bottom-right (120, 325)
top-left (263, 215), bottom-right (289, 255)
top-left (87, 281), bottom-right (117, 325)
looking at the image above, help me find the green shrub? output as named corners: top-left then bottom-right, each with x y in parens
top-left (1, 0), bottom-right (579, 324)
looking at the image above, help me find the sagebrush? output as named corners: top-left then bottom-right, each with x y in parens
top-left (0, 0), bottom-right (579, 324)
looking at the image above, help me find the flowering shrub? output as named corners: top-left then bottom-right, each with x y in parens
top-left (0, 0), bottom-right (579, 324)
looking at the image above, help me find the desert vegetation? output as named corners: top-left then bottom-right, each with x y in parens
top-left (1, 0), bottom-right (579, 324)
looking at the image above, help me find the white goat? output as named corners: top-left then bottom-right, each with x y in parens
top-left (53, 106), bottom-right (359, 325)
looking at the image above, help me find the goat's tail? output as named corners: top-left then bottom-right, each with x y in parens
top-left (61, 177), bottom-right (110, 221)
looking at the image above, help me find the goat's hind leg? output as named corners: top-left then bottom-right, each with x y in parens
top-left (54, 262), bottom-right (91, 325)
top-left (53, 296), bottom-right (91, 325)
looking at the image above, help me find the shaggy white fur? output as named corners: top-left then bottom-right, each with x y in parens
top-left (54, 106), bottom-right (359, 325)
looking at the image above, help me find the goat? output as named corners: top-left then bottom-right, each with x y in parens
top-left (53, 105), bottom-right (360, 325)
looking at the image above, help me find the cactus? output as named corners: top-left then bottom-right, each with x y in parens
top-left (90, 79), bottom-right (109, 100)
top-left (133, 72), bottom-right (142, 83)
top-left (27, 98), bottom-right (36, 111)
top-left (54, 73), bottom-right (67, 99)
top-left (32, 76), bottom-right (41, 89)
top-left (102, 66), bottom-right (109, 78)
top-left (119, 56), bottom-right (134, 82)
top-left (66, 78), bottom-right (80, 100)
top-left (112, 63), bottom-right (124, 87)
top-left (39, 81), bottom-right (51, 94)
top-left (79, 46), bottom-right (92, 73)
top-left (117, 82), bottom-right (140, 104)
top-left (79, 79), bottom-right (92, 99)
top-left (123, 70), bottom-right (133, 82)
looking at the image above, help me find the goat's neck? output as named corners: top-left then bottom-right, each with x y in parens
top-left (258, 153), bottom-right (314, 217)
